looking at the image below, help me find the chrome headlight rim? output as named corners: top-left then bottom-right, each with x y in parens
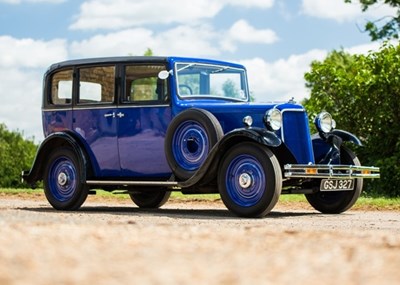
top-left (315, 111), bottom-right (335, 133)
top-left (264, 108), bottom-right (282, 131)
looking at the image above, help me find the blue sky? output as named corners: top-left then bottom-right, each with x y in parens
top-left (0, 0), bottom-right (395, 141)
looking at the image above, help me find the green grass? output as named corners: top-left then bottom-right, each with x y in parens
top-left (1, 188), bottom-right (399, 210)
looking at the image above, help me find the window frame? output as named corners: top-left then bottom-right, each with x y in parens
top-left (120, 63), bottom-right (170, 106)
top-left (76, 64), bottom-right (117, 107)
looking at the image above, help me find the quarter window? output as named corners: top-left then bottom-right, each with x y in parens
top-left (78, 66), bottom-right (115, 104)
top-left (124, 65), bottom-right (168, 103)
top-left (51, 69), bottom-right (73, 105)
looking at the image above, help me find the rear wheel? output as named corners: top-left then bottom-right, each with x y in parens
top-left (129, 190), bottom-right (171, 208)
top-left (218, 142), bottom-right (282, 218)
top-left (44, 147), bottom-right (89, 210)
top-left (305, 147), bottom-right (363, 214)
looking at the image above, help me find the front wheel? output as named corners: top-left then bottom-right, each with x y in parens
top-left (305, 147), bottom-right (363, 214)
top-left (44, 147), bottom-right (89, 210)
top-left (218, 142), bottom-right (282, 218)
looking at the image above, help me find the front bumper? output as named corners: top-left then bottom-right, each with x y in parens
top-left (284, 164), bottom-right (380, 179)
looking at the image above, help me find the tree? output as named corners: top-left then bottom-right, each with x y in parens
top-left (0, 124), bottom-right (37, 188)
top-left (345, 0), bottom-right (400, 40)
top-left (303, 43), bottom-right (400, 196)
top-left (222, 79), bottom-right (240, 98)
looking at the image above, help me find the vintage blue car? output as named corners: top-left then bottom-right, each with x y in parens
top-left (22, 56), bottom-right (379, 217)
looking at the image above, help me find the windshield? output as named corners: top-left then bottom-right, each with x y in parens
top-left (175, 62), bottom-right (249, 102)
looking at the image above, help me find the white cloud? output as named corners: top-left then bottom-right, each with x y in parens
top-left (70, 0), bottom-right (223, 30)
top-left (0, 36), bottom-right (68, 68)
top-left (0, 68), bottom-right (43, 140)
top-left (301, 0), bottom-right (396, 23)
top-left (242, 40), bottom-right (394, 104)
top-left (240, 49), bottom-right (328, 103)
top-left (70, 25), bottom-right (220, 58)
top-left (0, 0), bottom-right (65, 3)
top-left (222, 0), bottom-right (274, 9)
top-left (70, 21), bottom-right (278, 59)
top-left (70, 0), bottom-right (275, 31)
top-left (344, 41), bottom-right (382, 54)
top-left (0, 36), bottom-right (68, 140)
top-left (226, 20), bottom-right (278, 47)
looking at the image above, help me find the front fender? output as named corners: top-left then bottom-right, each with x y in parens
top-left (331, 129), bottom-right (362, 146)
top-left (22, 132), bottom-right (89, 186)
top-left (221, 127), bottom-right (281, 148)
top-left (179, 127), bottom-right (281, 188)
top-left (312, 129), bottom-right (362, 164)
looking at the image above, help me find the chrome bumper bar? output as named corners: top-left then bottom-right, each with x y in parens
top-left (284, 164), bottom-right (380, 179)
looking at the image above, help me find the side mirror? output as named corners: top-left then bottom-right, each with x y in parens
top-left (158, 70), bottom-right (170, 80)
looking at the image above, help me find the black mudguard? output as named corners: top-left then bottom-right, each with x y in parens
top-left (312, 129), bottom-right (362, 164)
top-left (179, 127), bottom-right (281, 188)
top-left (22, 132), bottom-right (89, 186)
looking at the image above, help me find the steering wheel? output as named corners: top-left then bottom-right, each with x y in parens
top-left (179, 84), bottom-right (193, 95)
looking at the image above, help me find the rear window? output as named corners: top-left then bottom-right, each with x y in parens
top-left (51, 69), bottom-right (73, 105)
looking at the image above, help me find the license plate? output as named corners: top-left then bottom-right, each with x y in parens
top-left (320, 179), bottom-right (354, 191)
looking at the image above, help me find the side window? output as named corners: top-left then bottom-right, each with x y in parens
top-left (78, 66), bottom-right (115, 104)
top-left (51, 69), bottom-right (73, 105)
top-left (124, 65), bottom-right (168, 103)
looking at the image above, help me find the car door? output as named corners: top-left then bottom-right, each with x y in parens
top-left (72, 65), bottom-right (120, 177)
top-left (117, 64), bottom-right (172, 178)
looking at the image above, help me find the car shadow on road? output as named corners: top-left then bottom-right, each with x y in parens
top-left (19, 205), bottom-right (319, 220)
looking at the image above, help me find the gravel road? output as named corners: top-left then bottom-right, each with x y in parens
top-left (0, 193), bottom-right (399, 285)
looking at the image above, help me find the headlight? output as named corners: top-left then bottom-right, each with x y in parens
top-left (264, 108), bottom-right (282, 131)
top-left (315, 112), bottom-right (335, 133)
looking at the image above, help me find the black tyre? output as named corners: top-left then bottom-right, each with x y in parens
top-left (129, 190), bottom-right (171, 208)
top-left (305, 147), bottom-right (363, 214)
top-left (44, 147), bottom-right (89, 210)
top-left (165, 108), bottom-right (223, 180)
top-left (218, 142), bottom-right (282, 218)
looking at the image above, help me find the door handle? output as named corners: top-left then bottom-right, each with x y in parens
top-left (104, 112), bottom-right (115, 118)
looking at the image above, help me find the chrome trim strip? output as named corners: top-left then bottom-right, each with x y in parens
top-left (86, 180), bottom-right (179, 187)
top-left (43, 104), bottom-right (170, 112)
top-left (118, 104), bottom-right (170, 109)
top-left (284, 164), bottom-right (380, 179)
top-left (43, 108), bottom-right (72, 112)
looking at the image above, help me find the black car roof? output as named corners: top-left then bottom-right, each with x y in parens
top-left (47, 56), bottom-right (169, 72)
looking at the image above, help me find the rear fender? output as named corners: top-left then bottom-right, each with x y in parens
top-left (22, 132), bottom-right (89, 186)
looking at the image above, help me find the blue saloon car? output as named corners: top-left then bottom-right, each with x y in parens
top-left (22, 56), bottom-right (379, 217)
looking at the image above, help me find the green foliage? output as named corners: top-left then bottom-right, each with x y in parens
top-left (143, 48), bottom-right (154, 56)
top-left (345, 0), bottom-right (400, 41)
top-left (222, 79), bottom-right (240, 98)
top-left (303, 43), bottom-right (400, 196)
top-left (0, 124), bottom-right (37, 188)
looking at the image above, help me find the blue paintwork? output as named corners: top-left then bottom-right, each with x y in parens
top-left (47, 155), bottom-right (77, 202)
top-left (37, 56), bottom-right (317, 181)
top-left (117, 106), bottom-right (172, 177)
top-left (224, 154), bottom-right (266, 207)
top-left (173, 100), bottom-right (313, 164)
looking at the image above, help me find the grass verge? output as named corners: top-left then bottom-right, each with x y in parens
top-left (1, 188), bottom-right (399, 211)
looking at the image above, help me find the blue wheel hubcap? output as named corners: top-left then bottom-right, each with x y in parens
top-left (172, 121), bottom-right (209, 171)
top-left (225, 155), bottom-right (266, 207)
top-left (48, 157), bottom-right (77, 202)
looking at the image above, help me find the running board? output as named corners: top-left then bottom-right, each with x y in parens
top-left (86, 180), bottom-right (179, 187)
